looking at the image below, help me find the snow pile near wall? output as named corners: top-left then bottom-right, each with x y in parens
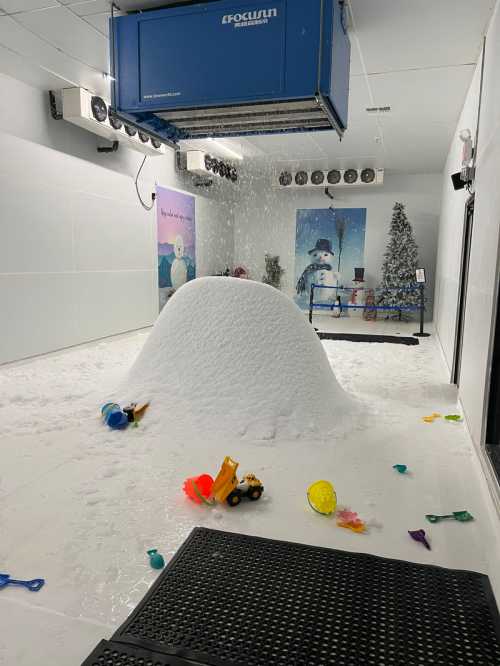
top-left (118, 277), bottom-right (353, 440)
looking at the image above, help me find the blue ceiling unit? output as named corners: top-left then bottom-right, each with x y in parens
top-left (110, 0), bottom-right (350, 145)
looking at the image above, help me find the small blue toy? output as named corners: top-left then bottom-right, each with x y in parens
top-left (0, 574), bottom-right (45, 592)
top-left (147, 549), bottom-right (165, 570)
top-left (393, 464), bottom-right (408, 474)
top-left (101, 403), bottom-right (129, 430)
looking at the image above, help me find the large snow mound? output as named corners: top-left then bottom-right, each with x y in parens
top-left (119, 277), bottom-right (353, 440)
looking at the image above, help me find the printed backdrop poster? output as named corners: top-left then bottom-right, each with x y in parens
top-left (295, 207), bottom-right (367, 306)
top-left (157, 185), bottom-right (196, 311)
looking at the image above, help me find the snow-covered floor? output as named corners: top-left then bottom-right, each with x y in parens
top-left (1, 327), bottom-right (500, 665)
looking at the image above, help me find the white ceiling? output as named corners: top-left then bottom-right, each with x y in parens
top-left (243, 0), bottom-right (496, 174)
top-left (0, 0), bottom-right (495, 173)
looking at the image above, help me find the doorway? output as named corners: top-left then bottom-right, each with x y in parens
top-left (486, 276), bottom-right (500, 485)
top-left (451, 195), bottom-right (475, 386)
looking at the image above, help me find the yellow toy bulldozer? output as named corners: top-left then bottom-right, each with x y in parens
top-left (212, 456), bottom-right (264, 507)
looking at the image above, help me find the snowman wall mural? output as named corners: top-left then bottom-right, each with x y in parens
top-left (156, 185), bottom-right (196, 312)
top-left (295, 207), bottom-right (367, 310)
top-left (296, 238), bottom-right (340, 302)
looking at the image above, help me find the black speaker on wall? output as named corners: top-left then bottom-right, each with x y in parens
top-left (451, 172), bottom-right (466, 191)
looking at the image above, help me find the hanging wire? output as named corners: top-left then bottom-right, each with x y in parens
top-left (135, 155), bottom-right (155, 211)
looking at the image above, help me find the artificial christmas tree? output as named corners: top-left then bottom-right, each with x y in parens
top-left (262, 254), bottom-right (285, 290)
top-left (379, 202), bottom-right (420, 320)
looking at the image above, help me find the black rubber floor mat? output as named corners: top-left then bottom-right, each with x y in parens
top-left (82, 639), bottom-right (200, 665)
top-left (83, 528), bottom-right (500, 666)
top-left (318, 332), bottom-right (420, 345)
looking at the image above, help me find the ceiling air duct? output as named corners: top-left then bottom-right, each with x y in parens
top-left (110, 0), bottom-right (350, 146)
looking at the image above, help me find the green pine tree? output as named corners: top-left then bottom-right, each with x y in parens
top-left (379, 202), bottom-right (420, 319)
top-left (262, 254), bottom-right (285, 290)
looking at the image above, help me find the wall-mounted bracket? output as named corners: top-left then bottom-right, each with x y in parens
top-left (97, 140), bottom-right (120, 154)
top-left (48, 90), bottom-right (63, 120)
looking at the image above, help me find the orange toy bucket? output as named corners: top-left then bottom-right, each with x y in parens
top-left (183, 474), bottom-right (214, 504)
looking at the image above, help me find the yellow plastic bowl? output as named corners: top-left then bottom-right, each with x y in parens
top-left (307, 480), bottom-right (337, 516)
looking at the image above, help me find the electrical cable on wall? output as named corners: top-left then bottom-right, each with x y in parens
top-left (135, 155), bottom-right (156, 211)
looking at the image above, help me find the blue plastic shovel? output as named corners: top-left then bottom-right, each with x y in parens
top-left (0, 573), bottom-right (45, 592)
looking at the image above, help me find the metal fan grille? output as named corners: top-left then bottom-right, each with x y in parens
top-left (155, 99), bottom-right (334, 137)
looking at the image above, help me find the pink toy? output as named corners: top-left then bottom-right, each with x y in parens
top-left (337, 509), bottom-right (366, 533)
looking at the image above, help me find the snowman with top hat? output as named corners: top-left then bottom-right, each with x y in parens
top-left (349, 267), bottom-right (366, 315)
top-left (296, 238), bottom-right (340, 304)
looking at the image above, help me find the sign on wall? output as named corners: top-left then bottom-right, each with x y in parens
top-left (156, 185), bottom-right (196, 312)
top-left (295, 207), bottom-right (367, 306)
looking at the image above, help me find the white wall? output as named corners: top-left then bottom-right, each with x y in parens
top-left (435, 0), bottom-right (500, 449)
top-left (233, 173), bottom-right (442, 314)
top-left (434, 66), bottom-right (481, 371)
top-left (0, 74), bottom-right (234, 364)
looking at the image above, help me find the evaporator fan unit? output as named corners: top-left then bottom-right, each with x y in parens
top-left (183, 150), bottom-right (238, 183)
top-left (91, 96), bottom-right (107, 122)
top-left (311, 170), bottom-right (325, 185)
top-left (343, 168), bottom-right (358, 184)
top-left (295, 171), bottom-right (309, 186)
top-left (361, 168), bottom-right (376, 183)
top-left (109, 0), bottom-right (351, 145)
top-left (277, 168), bottom-right (384, 189)
top-left (108, 107), bottom-right (123, 130)
top-left (279, 171), bottom-right (293, 186)
top-left (327, 169), bottom-right (341, 184)
top-left (61, 88), bottom-right (166, 156)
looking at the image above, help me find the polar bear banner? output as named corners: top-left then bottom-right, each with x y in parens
top-left (171, 235), bottom-right (188, 290)
top-left (156, 186), bottom-right (196, 311)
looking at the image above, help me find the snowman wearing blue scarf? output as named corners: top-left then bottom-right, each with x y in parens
top-left (296, 238), bottom-right (340, 303)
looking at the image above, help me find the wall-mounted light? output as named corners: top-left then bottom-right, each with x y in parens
top-left (459, 128), bottom-right (473, 168)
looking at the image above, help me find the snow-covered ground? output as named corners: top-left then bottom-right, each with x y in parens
top-left (1, 324), bottom-right (499, 665)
